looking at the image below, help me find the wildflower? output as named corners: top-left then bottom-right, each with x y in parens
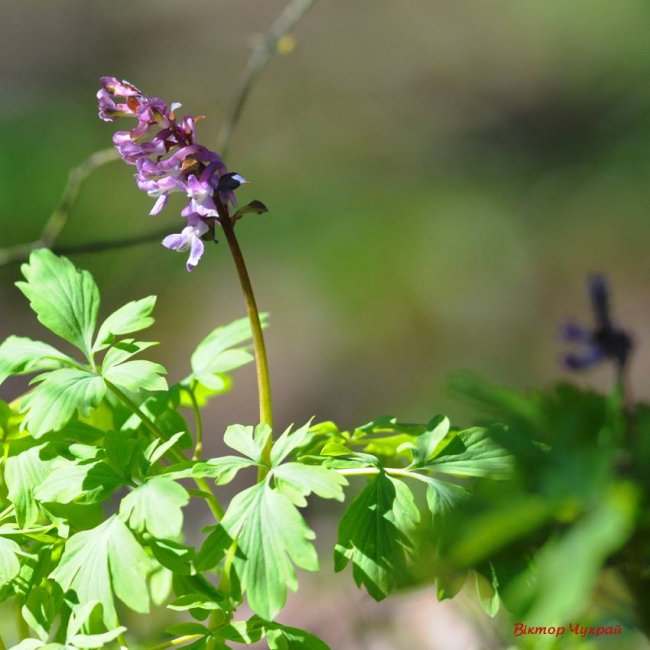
top-left (97, 77), bottom-right (260, 271)
top-left (561, 275), bottom-right (633, 371)
top-left (162, 214), bottom-right (210, 272)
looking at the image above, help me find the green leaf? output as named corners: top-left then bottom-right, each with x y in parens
top-left (69, 628), bottom-right (126, 649)
top-left (425, 477), bottom-right (470, 517)
top-left (102, 359), bottom-right (168, 393)
top-left (9, 640), bottom-right (50, 650)
top-left (150, 539), bottom-right (194, 575)
top-left (0, 336), bottom-right (74, 388)
top-left (424, 426), bottom-right (514, 479)
top-left (34, 458), bottom-right (122, 505)
top-left (196, 526), bottom-right (232, 571)
top-left (270, 422), bottom-right (313, 466)
top-left (5, 445), bottom-right (53, 526)
top-left (334, 472), bottom-right (419, 600)
top-left (22, 582), bottom-right (64, 642)
top-left (165, 456), bottom-right (256, 485)
top-left (0, 536), bottom-right (21, 588)
top-left (16, 250), bottom-right (100, 358)
top-left (188, 315), bottom-right (268, 388)
top-left (20, 369), bottom-right (106, 438)
top-left (164, 623), bottom-right (211, 637)
top-left (168, 593), bottom-right (224, 612)
top-left (146, 431), bottom-right (186, 467)
top-left (406, 415), bottom-right (450, 466)
top-left (102, 340), bottom-right (158, 369)
top-left (273, 463), bottom-right (347, 506)
top-left (475, 566), bottom-right (500, 618)
top-left (51, 515), bottom-right (153, 627)
top-left (221, 482), bottom-right (318, 620)
top-left (94, 296), bottom-right (156, 351)
top-left (120, 477), bottom-right (189, 540)
top-left (264, 622), bottom-right (332, 650)
top-left (504, 483), bottom-right (638, 622)
top-left (224, 424), bottom-right (272, 463)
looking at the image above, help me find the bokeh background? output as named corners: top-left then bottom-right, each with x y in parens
top-left (1, 1), bottom-right (650, 647)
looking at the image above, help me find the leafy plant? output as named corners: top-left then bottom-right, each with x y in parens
top-left (0, 68), bottom-right (647, 650)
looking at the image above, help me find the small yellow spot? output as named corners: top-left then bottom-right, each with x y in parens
top-left (277, 34), bottom-right (296, 55)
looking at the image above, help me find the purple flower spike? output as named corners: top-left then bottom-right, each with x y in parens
top-left (97, 76), bottom-right (260, 271)
top-left (561, 275), bottom-right (633, 372)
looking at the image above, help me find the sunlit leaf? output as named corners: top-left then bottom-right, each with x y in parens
top-left (51, 515), bottom-right (153, 627)
top-left (94, 296), bottom-right (156, 351)
top-left (120, 477), bottom-right (189, 540)
top-left (334, 472), bottom-right (419, 600)
top-left (16, 250), bottom-right (100, 359)
top-left (20, 369), bottom-right (106, 438)
top-left (0, 336), bottom-right (74, 388)
top-left (221, 481), bottom-right (318, 620)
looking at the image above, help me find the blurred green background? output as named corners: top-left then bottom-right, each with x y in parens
top-left (1, 1), bottom-right (650, 647)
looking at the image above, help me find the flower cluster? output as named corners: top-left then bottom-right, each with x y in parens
top-left (97, 77), bottom-right (254, 270)
top-left (561, 275), bottom-right (633, 372)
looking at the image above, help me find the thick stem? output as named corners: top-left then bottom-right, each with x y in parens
top-left (218, 210), bottom-right (273, 462)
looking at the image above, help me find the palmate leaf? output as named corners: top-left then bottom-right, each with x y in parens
top-left (0, 536), bottom-right (22, 588)
top-left (34, 458), bottom-right (122, 505)
top-left (0, 336), bottom-right (74, 388)
top-left (214, 618), bottom-right (332, 650)
top-left (51, 515), bottom-right (153, 627)
top-left (220, 481), bottom-right (318, 620)
top-left (270, 421), bottom-right (313, 465)
top-left (224, 423), bottom-right (272, 463)
top-left (93, 296), bottom-right (156, 351)
top-left (423, 426), bottom-right (514, 479)
top-left (102, 359), bottom-right (167, 393)
top-left (187, 315), bottom-right (268, 390)
top-left (334, 472), bottom-right (419, 601)
top-left (164, 456), bottom-right (256, 485)
top-left (120, 477), bottom-right (189, 540)
top-left (20, 369), bottom-right (106, 438)
top-left (16, 250), bottom-right (100, 359)
top-left (5, 445), bottom-right (53, 526)
top-left (265, 622), bottom-right (332, 650)
top-left (273, 463), bottom-right (347, 507)
top-left (22, 582), bottom-right (64, 642)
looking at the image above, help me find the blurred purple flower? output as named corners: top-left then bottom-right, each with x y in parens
top-left (561, 275), bottom-right (633, 372)
top-left (97, 77), bottom-right (251, 271)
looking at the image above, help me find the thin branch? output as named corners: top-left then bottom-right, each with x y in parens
top-left (0, 148), bottom-right (119, 268)
top-left (217, 0), bottom-right (316, 159)
top-left (0, 0), bottom-right (316, 268)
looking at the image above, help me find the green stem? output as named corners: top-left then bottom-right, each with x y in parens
top-left (218, 208), bottom-right (273, 475)
top-left (105, 381), bottom-right (224, 520)
top-left (15, 599), bottom-right (28, 640)
top-left (0, 632), bottom-right (7, 650)
top-left (184, 383), bottom-right (204, 461)
top-left (149, 634), bottom-right (204, 650)
top-left (337, 466), bottom-right (433, 486)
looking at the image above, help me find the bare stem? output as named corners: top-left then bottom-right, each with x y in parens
top-left (0, 148), bottom-right (119, 267)
top-left (219, 212), bottom-right (273, 438)
top-left (217, 0), bottom-right (316, 159)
